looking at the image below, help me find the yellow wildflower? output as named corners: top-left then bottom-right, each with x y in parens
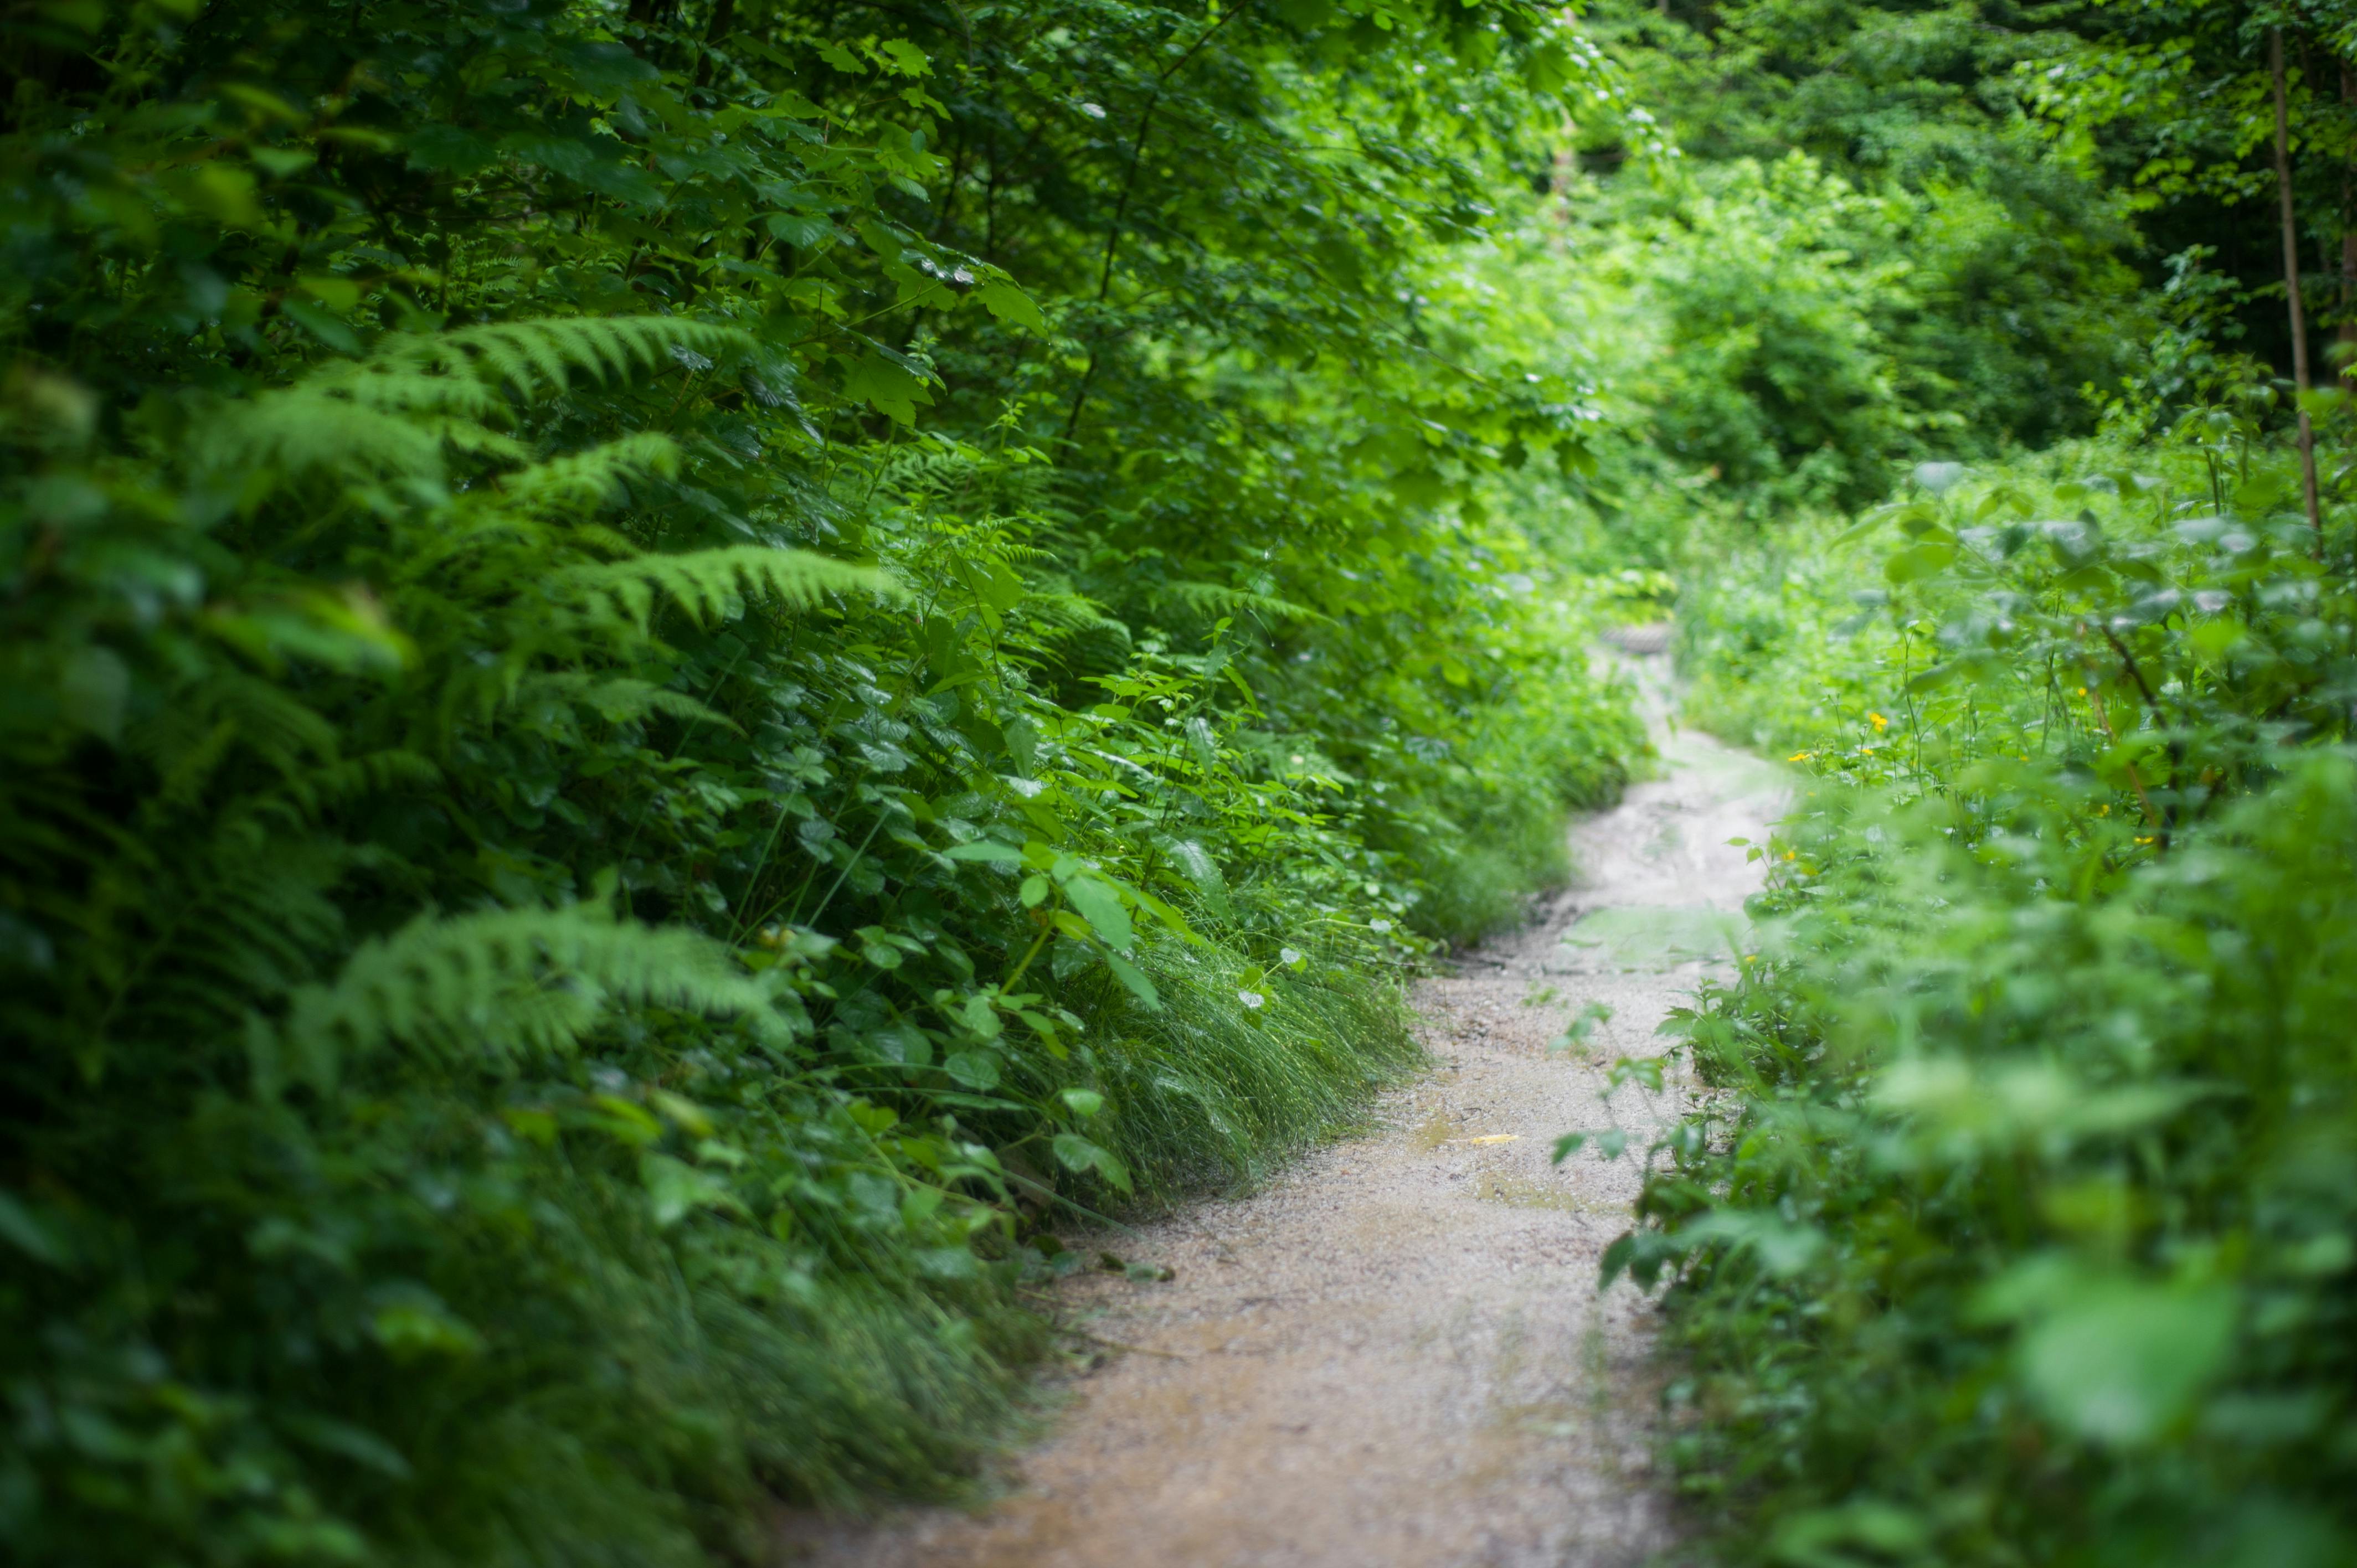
top-left (1866, 711), bottom-right (1889, 732)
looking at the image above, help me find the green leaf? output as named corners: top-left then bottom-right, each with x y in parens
top-left (1103, 951), bottom-right (1161, 1010)
top-left (1676, 1210), bottom-right (1826, 1279)
top-left (1052, 1133), bottom-right (1132, 1193)
top-left (876, 39), bottom-right (929, 76)
top-left (371, 1293), bottom-right (484, 1360)
top-left (1062, 875), bottom-right (1133, 951)
top-left (764, 212), bottom-right (836, 249)
top-left (588, 1095), bottom-right (665, 1147)
top-left (975, 280), bottom-right (1047, 333)
top-left (840, 351), bottom-right (934, 424)
top-left (944, 1049), bottom-right (1002, 1090)
top-left (1883, 541), bottom-right (1957, 584)
top-left (945, 838), bottom-right (1024, 862)
top-left (281, 299), bottom-right (363, 355)
top-left (639, 1153), bottom-right (748, 1228)
top-left (2017, 1282), bottom-right (2236, 1446)
top-left (0, 1192), bottom-right (66, 1267)
top-left (1768, 1502), bottom-right (1930, 1567)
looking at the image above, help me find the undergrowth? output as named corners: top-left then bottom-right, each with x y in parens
top-left (0, 3), bottom-right (1644, 1564)
top-left (1624, 404), bottom-right (2357, 1565)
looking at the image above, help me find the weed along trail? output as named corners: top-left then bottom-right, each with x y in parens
top-left (788, 645), bottom-right (1787, 1568)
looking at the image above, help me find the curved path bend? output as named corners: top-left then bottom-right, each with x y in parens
top-left (785, 646), bottom-right (1785, 1568)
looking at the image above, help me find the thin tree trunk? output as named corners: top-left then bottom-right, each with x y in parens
top-left (2342, 65), bottom-right (2356, 386)
top-left (2272, 27), bottom-right (2324, 545)
top-left (692, 0), bottom-right (736, 88)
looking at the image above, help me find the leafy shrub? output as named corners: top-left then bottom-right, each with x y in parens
top-left (1623, 400), bottom-right (2357, 1565)
top-left (0, 2), bottom-right (1643, 1563)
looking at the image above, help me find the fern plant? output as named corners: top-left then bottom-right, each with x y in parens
top-left (0, 3), bottom-right (1646, 1564)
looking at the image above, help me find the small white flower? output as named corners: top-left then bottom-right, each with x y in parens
top-left (1370, 919), bottom-right (1392, 933)
top-left (1238, 989), bottom-right (1265, 1009)
top-left (1290, 754), bottom-right (1305, 765)
top-left (1280, 947), bottom-right (1304, 967)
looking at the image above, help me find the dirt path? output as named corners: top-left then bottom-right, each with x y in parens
top-left (785, 647), bottom-right (1785, 1568)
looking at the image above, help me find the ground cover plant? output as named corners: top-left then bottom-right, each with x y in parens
top-left (0, 2), bottom-right (1650, 1563)
top-left (1563, 2), bottom-right (2357, 1561)
top-left (1648, 421), bottom-right (2357, 1566)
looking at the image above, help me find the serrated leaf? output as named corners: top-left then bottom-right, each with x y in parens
top-left (975, 280), bottom-right (1047, 332)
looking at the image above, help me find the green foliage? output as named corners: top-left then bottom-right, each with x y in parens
top-left (0, 1), bottom-right (1644, 1562)
top-left (1576, 0), bottom-right (2147, 491)
top-left (1618, 155), bottom-right (1924, 508)
top-left (1628, 390), bottom-right (2357, 1563)
top-left (2020, 0), bottom-right (2357, 364)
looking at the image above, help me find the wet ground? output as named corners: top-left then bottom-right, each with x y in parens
top-left (784, 643), bottom-right (1785, 1568)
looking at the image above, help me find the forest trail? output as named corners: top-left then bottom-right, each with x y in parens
top-left (784, 643), bottom-right (1786, 1568)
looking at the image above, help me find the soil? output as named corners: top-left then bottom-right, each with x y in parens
top-left (782, 645), bottom-right (1785, 1568)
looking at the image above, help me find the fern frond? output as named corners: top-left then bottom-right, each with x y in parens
top-left (202, 319), bottom-right (745, 494)
top-left (550, 545), bottom-right (896, 632)
top-left (1151, 580), bottom-right (1327, 625)
top-left (1020, 591), bottom-right (1124, 635)
top-left (129, 673), bottom-right (341, 802)
top-left (277, 905), bottom-right (785, 1085)
top-left (515, 673), bottom-right (737, 733)
top-left (156, 842), bottom-right (346, 1009)
top-left (205, 391), bottom-right (461, 491)
top-left (496, 433), bottom-right (681, 519)
top-left (305, 362), bottom-right (508, 421)
top-left (382, 317), bottom-right (753, 399)
top-left (266, 750), bottom-right (443, 826)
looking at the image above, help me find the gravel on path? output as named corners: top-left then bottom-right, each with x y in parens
top-left (783, 644), bottom-right (1785, 1568)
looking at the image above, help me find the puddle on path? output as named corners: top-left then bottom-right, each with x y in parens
top-left (781, 648), bottom-right (1784, 1568)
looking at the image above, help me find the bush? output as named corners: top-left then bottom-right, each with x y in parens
top-left (0, 3), bottom-right (1642, 1562)
top-left (1620, 405), bottom-right (2357, 1565)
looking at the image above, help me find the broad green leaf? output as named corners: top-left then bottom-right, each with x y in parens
top-left (944, 838), bottom-right (1023, 862)
top-left (944, 1050), bottom-right (1002, 1091)
top-left (1103, 951), bottom-right (1161, 1010)
top-left (1883, 541), bottom-right (1957, 584)
top-left (2018, 1283), bottom-right (2235, 1446)
top-left (1051, 1133), bottom-right (1131, 1193)
top-left (975, 280), bottom-right (1047, 332)
top-left (1061, 875), bottom-right (1133, 952)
